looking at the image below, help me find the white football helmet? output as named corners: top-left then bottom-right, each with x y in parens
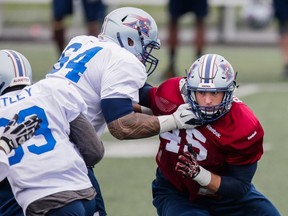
top-left (99, 7), bottom-right (161, 76)
top-left (241, 0), bottom-right (273, 30)
top-left (0, 50), bottom-right (32, 95)
top-left (186, 54), bottom-right (237, 124)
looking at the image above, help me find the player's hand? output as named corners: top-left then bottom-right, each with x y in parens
top-left (172, 103), bottom-right (200, 129)
top-left (175, 144), bottom-right (212, 186)
top-left (175, 144), bottom-right (200, 179)
top-left (0, 114), bottom-right (42, 154)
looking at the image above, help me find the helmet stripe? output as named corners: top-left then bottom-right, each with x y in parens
top-left (210, 54), bottom-right (217, 84)
top-left (201, 54), bottom-right (218, 84)
top-left (200, 55), bottom-right (207, 83)
top-left (203, 54), bottom-right (213, 83)
top-left (3, 50), bottom-right (26, 77)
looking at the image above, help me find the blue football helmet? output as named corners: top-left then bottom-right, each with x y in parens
top-left (99, 7), bottom-right (161, 76)
top-left (0, 50), bottom-right (32, 95)
top-left (186, 54), bottom-right (237, 124)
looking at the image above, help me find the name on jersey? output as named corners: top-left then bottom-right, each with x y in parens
top-left (0, 87), bottom-right (32, 107)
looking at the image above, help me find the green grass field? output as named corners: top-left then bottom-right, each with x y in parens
top-left (0, 40), bottom-right (287, 215)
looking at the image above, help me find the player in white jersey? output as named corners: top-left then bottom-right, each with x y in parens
top-left (47, 7), bottom-right (198, 139)
top-left (46, 6), bottom-right (200, 214)
top-left (46, 7), bottom-right (199, 215)
top-left (0, 49), bottom-right (104, 216)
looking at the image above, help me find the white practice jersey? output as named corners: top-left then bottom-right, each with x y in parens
top-left (46, 35), bottom-right (147, 136)
top-left (0, 78), bottom-right (92, 214)
top-left (0, 150), bottom-right (9, 181)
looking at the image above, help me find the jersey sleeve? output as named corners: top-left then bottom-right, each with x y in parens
top-left (213, 100), bottom-right (264, 165)
top-left (148, 77), bottom-right (185, 115)
top-left (100, 49), bottom-right (147, 103)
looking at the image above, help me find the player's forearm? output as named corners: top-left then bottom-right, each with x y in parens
top-left (108, 103), bottom-right (199, 140)
top-left (187, 165), bottom-right (220, 192)
top-left (107, 112), bottom-right (160, 140)
top-left (216, 163), bottom-right (257, 198)
top-left (197, 166), bottom-right (255, 198)
top-left (202, 172), bottom-right (221, 192)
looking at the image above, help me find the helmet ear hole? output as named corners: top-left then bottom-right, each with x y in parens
top-left (128, 37), bottom-right (134, 46)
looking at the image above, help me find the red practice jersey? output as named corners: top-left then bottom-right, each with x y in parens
top-left (148, 77), bottom-right (264, 201)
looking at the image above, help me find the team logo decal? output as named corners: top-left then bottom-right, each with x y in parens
top-left (123, 15), bottom-right (151, 37)
top-left (188, 62), bottom-right (198, 78)
top-left (219, 63), bottom-right (233, 82)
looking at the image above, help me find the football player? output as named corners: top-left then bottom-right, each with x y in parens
top-left (46, 7), bottom-right (199, 216)
top-left (0, 49), bottom-right (104, 215)
top-left (138, 54), bottom-right (280, 215)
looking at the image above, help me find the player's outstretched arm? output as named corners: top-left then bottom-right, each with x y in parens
top-left (107, 103), bottom-right (200, 140)
top-left (0, 114), bottom-right (41, 154)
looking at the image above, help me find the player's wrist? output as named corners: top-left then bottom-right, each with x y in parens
top-left (158, 115), bottom-right (177, 133)
top-left (0, 139), bottom-right (10, 154)
top-left (140, 106), bottom-right (153, 115)
top-left (193, 166), bottom-right (212, 187)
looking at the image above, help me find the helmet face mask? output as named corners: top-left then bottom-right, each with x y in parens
top-left (0, 50), bottom-right (32, 95)
top-left (99, 7), bottom-right (161, 76)
top-left (186, 54), bottom-right (237, 124)
top-left (142, 41), bottom-right (160, 76)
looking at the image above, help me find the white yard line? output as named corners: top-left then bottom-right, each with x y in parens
top-left (103, 83), bottom-right (288, 158)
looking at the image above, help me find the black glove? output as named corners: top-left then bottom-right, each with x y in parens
top-left (0, 114), bottom-right (41, 154)
top-left (175, 144), bottom-right (200, 178)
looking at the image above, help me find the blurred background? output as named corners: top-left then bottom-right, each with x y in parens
top-left (0, 0), bottom-right (287, 215)
top-left (0, 0), bottom-right (285, 83)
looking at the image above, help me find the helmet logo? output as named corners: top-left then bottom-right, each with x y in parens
top-left (219, 63), bottom-right (233, 82)
top-left (123, 15), bottom-right (151, 37)
top-left (187, 62), bottom-right (198, 78)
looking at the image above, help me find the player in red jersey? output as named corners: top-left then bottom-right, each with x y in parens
top-left (137, 54), bottom-right (280, 215)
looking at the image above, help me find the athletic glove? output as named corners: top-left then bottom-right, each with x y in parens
top-left (172, 103), bottom-right (200, 128)
top-left (175, 144), bottom-right (211, 186)
top-left (0, 114), bottom-right (41, 154)
top-left (158, 103), bottom-right (200, 133)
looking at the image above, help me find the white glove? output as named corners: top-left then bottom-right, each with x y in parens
top-left (0, 114), bottom-right (41, 154)
top-left (158, 103), bottom-right (200, 133)
top-left (172, 103), bottom-right (199, 129)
